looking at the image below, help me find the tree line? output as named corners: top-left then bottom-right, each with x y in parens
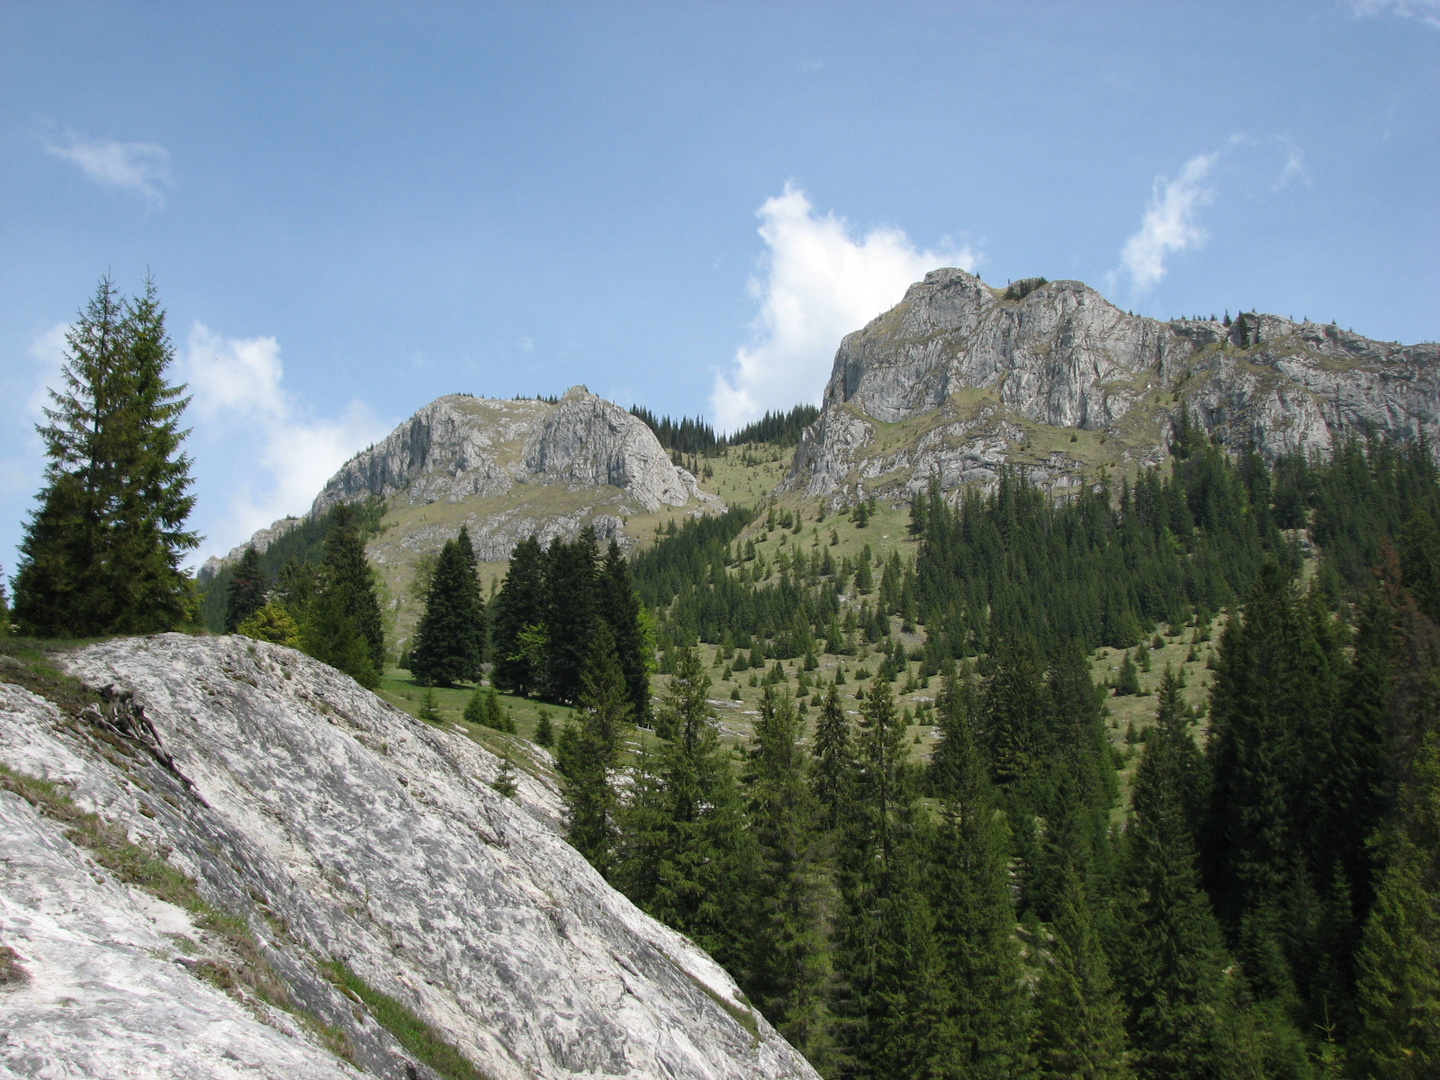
top-left (630, 402), bottom-right (821, 455)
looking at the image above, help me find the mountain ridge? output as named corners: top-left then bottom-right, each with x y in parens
top-left (785, 267), bottom-right (1440, 505)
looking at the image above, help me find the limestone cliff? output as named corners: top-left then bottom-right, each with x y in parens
top-left (206, 385), bottom-right (718, 576)
top-left (786, 268), bottom-right (1440, 504)
top-left (0, 635), bottom-right (817, 1080)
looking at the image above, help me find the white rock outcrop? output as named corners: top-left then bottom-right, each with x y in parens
top-left (0, 635), bottom-right (817, 1080)
top-left (788, 268), bottom-right (1440, 503)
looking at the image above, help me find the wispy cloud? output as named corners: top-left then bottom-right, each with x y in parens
top-left (0, 323), bottom-right (70, 502)
top-left (183, 324), bottom-right (391, 559)
top-left (46, 134), bottom-right (175, 209)
top-left (1349, 0), bottom-right (1440, 29)
top-left (1273, 135), bottom-right (1310, 190)
top-left (1114, 152), bottom-right (1220, 293)
top-left (711, 184), bottom-right (976, 433)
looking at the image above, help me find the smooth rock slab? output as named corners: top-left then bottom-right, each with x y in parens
top-left (0, 635), bottom-right (817, 1080)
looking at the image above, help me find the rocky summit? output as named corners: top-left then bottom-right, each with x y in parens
top-left (206, 385), bottom-right (720, 575)
top-left (0, 634), bottom-right (817, 1080)
top-left (786, 268), bottom-right (1440, 505)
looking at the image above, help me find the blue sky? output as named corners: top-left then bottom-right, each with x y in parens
top-left (2, 1), bottom-right (1437, 570)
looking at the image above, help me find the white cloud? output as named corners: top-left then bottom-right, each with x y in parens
top-left (711, 184), bottom-right (976, 433)
top-left (24, 323), bottom-right (70, 420)
top-left (46, 135), bottom-right (175, 208)
top-left (1349, 0), bottom-right (1440, 29)
top-left (183, 324), bottom-right (391, 560)
top-left (1115, 152), bottom-right (1219, 293)
top-left (1274, 136), bottom-right (1310, 190)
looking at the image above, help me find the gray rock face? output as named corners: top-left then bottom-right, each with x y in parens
top-left (0, 636), bottom-right (817, 1080)
top-left (315, 386), bottom-right (703, 517)
top-left (202, 386), bottom-right (719, 579)
top-left (788, 268), bottom-right (1440, 503)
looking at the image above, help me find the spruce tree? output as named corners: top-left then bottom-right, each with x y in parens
top-left (1116, 673), bottom-right (1257, 1080)
top-left (624, 646), bottom-right (757, 974)
top-left (598, 539), bottom-right (651, 724)
top-left (411, 533), bottom-right (483, 686)
top-left (303, 505), bottom-right (384, 688)
top-left (928, 665), bottom-right (1037, 1080)
top-left (225, 546), bottom-right (268, 633)
top-left (1351, 734), bottom-right (1440, 1079)
top-left (746, 685), bottom-right (830, 1058)
top-left (491, 537), bottom-right (547, 696)
top-left (1202, 563), bottom-right (1340, 1017)
top-left (811, 682), bottom-right (855, 832)
top-left (560, 626), bottom-right (632, 878)
top-left (544, 528), bottom-right (601, 704)
top-left (1032, 868), bottom-right (1132, 1080)
top-left (13, 276), bottom-right (199, 636)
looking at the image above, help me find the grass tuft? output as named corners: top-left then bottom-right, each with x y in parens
top-left (321, 960), bottom-right (492, 1080)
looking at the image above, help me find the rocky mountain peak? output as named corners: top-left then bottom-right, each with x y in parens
top-left (789, 268), bottom-right (1440, 505)
top-left (206, 386), bottom-right (720, 577)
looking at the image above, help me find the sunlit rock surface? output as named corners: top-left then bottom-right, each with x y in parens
top-left (788, 268), bottom-right (1440, 504)
top-left (0, 635), bottom-right (816, 1080)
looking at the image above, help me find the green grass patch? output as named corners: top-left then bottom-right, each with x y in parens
top-left (0, 637), bottom-right (108, 716)
top-left (320, 960), bottom-right (491, 1080)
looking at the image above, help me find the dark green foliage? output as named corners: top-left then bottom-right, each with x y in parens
top-left (410, 529), bottom-right (484, 687)
top-left (1032, 869), bottom-right (1132, 1080)
top-left (558, 626), bottom-right (633, 877)
top-left (543, 528), bottom-right (601, 704)
top-left (746, 685), bottom-right (830, 1056)
top-left (418, 688), bottom-right (441, 723)
top-left (1201, 564), bottom-right (1343, 1022)
top-left (301, 505), bottom-right (385, 688)
top-left (614, 646), bottom-right (757, 975)
top-left (492, 530), bottom-right (654, 714)
top-left (490, 537), bottom-right (547, 696)
top-left (534, 708), bottom-right (554, 747)
top-left (1351, 733), bottom-right (1440, 1079)
top-left (927, 665), bottom-right (1036, 1079)
top-left (1115, 653), bottom-right (1141, 696)
top-left (599, 540), bottom-right (651, 724)
top-left (224, 547), bottom-right (267, 633)
top-left (627, 402), bottom-right (819, 453)
top-left (810, 682), bottom-right (854, 833)
top-left (727, 404), bottom-right (821, 448)
top-left (1116, 671), bottom-right (1258, 1080)
top-left (13, 276), bottom-right (199, 637)
top-left (916, 445), bottom-right (1295, 660)
top-left (628, 406), bottom-right (718, 454)
top-left (199, 498), bottom-right (385, 633)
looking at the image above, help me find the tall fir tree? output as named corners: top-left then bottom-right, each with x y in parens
top-left (928, 664), bottom-right (1037, 1080)
top-left (1032, 868), bottom-right (1133, 1080)
top-left (1351, 734), bottom-right (1440, 1079)
top-left (1116, 668), bottom-right (1258, 1080)
top-left (410, 530), bottom-right (484, 686)
top-left (558, 625), bottom-right (633, 878)
top-left (619, 646), bottom-right (757, 975)
top-left (746, 684), bottom-right (831, 1060)
top-left (1202, 563), bottom-right (1342, 1021)
top-left (303, 505), bottom-right (384, 688)
top-left (598, 538), bottom-right (652, 725)
top-left (491, 536), bottom-right (547, 697)
top-left (811, 681), bottom-right (855, 832)
top-left (13, 276), bottom-right (198, 636)
top-left (225, 546), bottom-right (268, 633)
